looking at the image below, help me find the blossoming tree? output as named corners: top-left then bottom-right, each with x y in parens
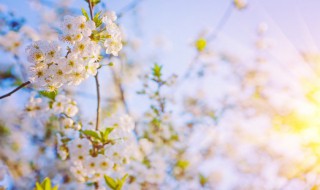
top-left (1, 0), bottom-right (320, 190)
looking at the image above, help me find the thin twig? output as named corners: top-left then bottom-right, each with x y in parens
top-left (111, 68), bottom-right (130, 114)
top-left (117, 0), bottom-right (144, 19)
top-left (0, 81), bottom-right (31, 99)
top-left (88, 0), bottom-right (101, 132)
top-left (175, 1), bottom-right (234, 89)
top-left (181, 54), bottom-right (200, 81)
top-left (87, 3), bottom-right (101, 190)
top-left (94, 74), bottom-right (101, 131)
top-left (207, 2), bottom-right (234, 41)
top-left (86, 0), bottom-right (101, 138)
top-left (88, 0), bottom-right (94, 20)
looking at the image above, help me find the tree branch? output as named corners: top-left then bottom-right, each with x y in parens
top-left (94, 73), bottom-right (101, 131)
top-left (87, 3), bottom-right (101, 190)
top-left (0, 81), bottom-right (31, 99)
top-left (88, 0), bottom-right (94, 20)
top-left (207, 1), bottom-right (233, 41)
top-left (88, 0), bottom-right (101, 132)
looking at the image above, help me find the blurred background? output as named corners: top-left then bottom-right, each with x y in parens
top-left (1, 0), bottom-right (320, 189)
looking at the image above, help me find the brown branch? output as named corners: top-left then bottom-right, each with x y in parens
top-left (94, 73), bottom-right (101, 131)
top-left (0, 81), bottom-right (31, 99)
top-left (87, 0), bottom-right (101, 131)
top-left (94, 182), bottom-right (99, 189)
top-left (88, 0), bottom-right (94, 20)
top-left (87, 2), bottom-right (101, 189)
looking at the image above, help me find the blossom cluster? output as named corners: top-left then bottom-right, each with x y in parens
top-left (102, 11), bottom-right (123, 56)
top-left (52, 94), bottom-right (79, 117)
top-left (24, 93), bottom-right (137, 184)
top-left (57, 115), bottom-right (136, 183)
top-left (25, 93), bottom-right (78, 119)
top-left (26, 12), bottom-right (122, 91)
top-left (25, 93), bottom-right (49, 117)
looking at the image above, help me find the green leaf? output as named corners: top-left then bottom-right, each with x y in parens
top-left (81, 8), bottom-right (89, 21)
top-left (39, 90), bottom-right (58, 100)
top-left (176, 160), bottom-right (189, 169)
top-left (195, 38), bottom-right (206, 52)
top-left (42, 178), bottom-right (51, 190)
top-left (82, 130), bottom-right (100, 140)
top-left (93, 11), bottom-right (103, 28)
top-left (0, 124), bottom-right (10, 136)
top-left (152, 64), bottom-right (162, 79)
top-left (104, 175), bottom-right (117, 190)
top-left (99, 131), bottom-right (104, 139)
top-left (34, 177), bottom-right (58, 190)
top-left (142, 158), bottom-right (151, 168)
top-left (117, 174), bottom-right (129, 190)
top-left (170, 134), bottom-right (179, 141)
top-left (199, 174), bottom-right (208, 187)
top-left (103, 127), bottom-right (114, 140)
top-left (35, 183), bottom-right (44, 190)
top-left (151, 118), bottom-right (161, 127)
top-left (104, 174), bottom-right (128, 190)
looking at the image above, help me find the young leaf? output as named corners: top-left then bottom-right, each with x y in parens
top-left (104, 175), bottom-right (117, 190)
top-left (117, 174), bottom-right (129, 189)
top-left (176, 160), bottom-right (189, 169)
top-left (81, 8), bottom-right (89, 21)
top-left (152, 64), bottom-right (162, 79)
top-left (82, 130), bottom-right (100, 140)
top-left (99, 131), bottom-right (104, 139)
top-left (0, 124), bottom-right (10, 136)
top-left (35, 183), bottom-right (44, 190)
top-left (42, 178), bottom-right (50, 190)
top-left (93, 11), bottom-right (103, 28)
top-left (103, 127), bottom-right (114, 139)
top-left (34, 177), bottom-right (58, 190)
top-left (199, 174), bottom-right (208, 187)
top-left (104, 174), bottom-right (128, 190)
top-left (39, 90), bottom-right (58, 100)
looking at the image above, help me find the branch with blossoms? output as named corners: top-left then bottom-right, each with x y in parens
top-left (3, 0), bottom-right (320, 189)
top-left (0, 0), bottom-right (132, 189)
